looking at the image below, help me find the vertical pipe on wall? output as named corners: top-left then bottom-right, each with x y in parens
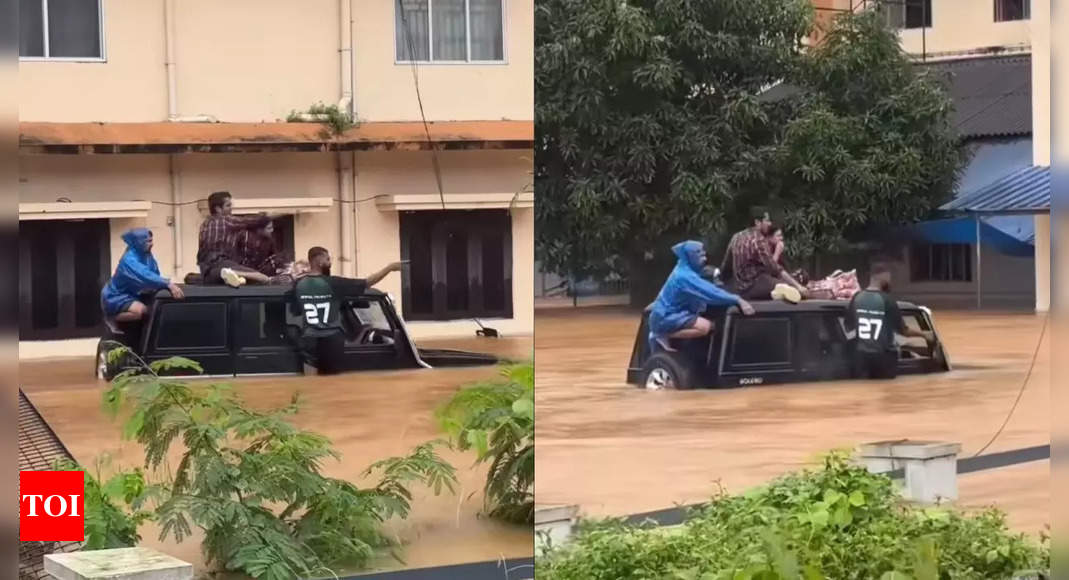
top-left (164, 0), bottom-right (178, 120)
top-left (169, 155), bottom-right (183, 278)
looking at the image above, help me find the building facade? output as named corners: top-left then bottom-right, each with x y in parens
top-left (17, 0), bottom-right (535, 357)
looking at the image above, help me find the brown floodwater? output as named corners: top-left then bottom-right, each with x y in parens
top-left (535, 307), bottom-right (1050, 534)
top-left (19, 336), bottom-right (533, 578)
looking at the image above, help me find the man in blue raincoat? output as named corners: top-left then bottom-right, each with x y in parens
top-left (648, 240), bottom-right (755, 352)
top-left (101, 228), bottom-right (185, 333)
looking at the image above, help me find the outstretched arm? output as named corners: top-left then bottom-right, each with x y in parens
top-left (678, 274), bottom-right (753, 314)
top-left (364, 261), bottom-right (407, 287)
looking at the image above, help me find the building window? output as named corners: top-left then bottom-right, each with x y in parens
top-left (19, 0), bottom-right (104, 59)
top-left (400, 209), bottom-right (513, 321)
top-left (910, 243), bottom-right (973, 282)
top-left (19, 219), bottom-right (111, 340)
top-left (395, 0), bottom-right (505, 63)
top-left (881, 0), bottom-right (932, 29)
top-left (995, 0), bottom-right (1030, 21)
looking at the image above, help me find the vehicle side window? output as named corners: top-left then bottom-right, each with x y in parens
top-left (155, 302), bottom-right (228, 350)
top-left (237, 300), bottom-right (289, 348)
top-left (729, 317), bottom-right (792, 366)
top-left (342, 298), bottom-right (397, 347)
top-left (897, 311), bottom-right (932, 355)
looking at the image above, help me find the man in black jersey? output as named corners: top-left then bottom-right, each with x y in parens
top-left (846, 262), bottom-right (934, 380)
top-left (293, 247), bottom-right (405, 375)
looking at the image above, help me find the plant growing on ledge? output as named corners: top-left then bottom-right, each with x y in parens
top-left (100, 347), bottom-right (458, 580)
top-left (436, 361), bottom-right (534, 524)
top-left (285, 102), bottom-right (357, 139)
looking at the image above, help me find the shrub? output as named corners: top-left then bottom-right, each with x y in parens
top-left (538, 451), bottom-right (1048, 579)
top-left (436, 361), bottom-right (534, 524)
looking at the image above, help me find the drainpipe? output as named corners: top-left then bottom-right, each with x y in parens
top-left (170, 155), bottom-right (183, 278)
top-left (163, 0), bottom-right (217, 123)
top-left (336, 0), bottom-right (357, 276)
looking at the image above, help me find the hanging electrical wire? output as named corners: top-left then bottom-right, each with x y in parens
top-left (396, 0), bottom-right (448, 210)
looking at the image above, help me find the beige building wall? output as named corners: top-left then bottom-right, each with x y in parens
top-left (894, 0), bottom-right (1031, 58)
top-left (353, 0), bottom-right (534, 122)
top-left (19, 0), bottom-right (533, 123)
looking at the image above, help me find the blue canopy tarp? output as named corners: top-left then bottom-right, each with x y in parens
top-left (906, 216), bottom-right (1035, 257)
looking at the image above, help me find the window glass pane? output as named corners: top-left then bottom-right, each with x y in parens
top-left (904, 0), bottom-right (931, 28)
top-left (469, 0), bottom-right (503, 60)
top-left (731, 318), bottom-right (791, 366)
top-left (432, 0), bottom-right (467, 61)
top-left (156, 303), bottom-right (228, 350)
top-left (47, 0), bottom-right (101, 58)
top-left (396, 0), bottom-right (430, 61)
top-left (20, 0), bottom-right (45, 56)
top-left (238, 301), bottom-right (289, 348)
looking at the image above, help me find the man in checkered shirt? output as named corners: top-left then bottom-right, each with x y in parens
top-left (197, 191), bottom-right (274, 287)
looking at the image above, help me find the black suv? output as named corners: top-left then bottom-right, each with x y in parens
top-left (95, 285), bottom-right (497, 380)
top-left (628, 300), bottom-right (951, 390)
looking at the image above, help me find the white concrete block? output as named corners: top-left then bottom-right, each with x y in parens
top-left (44, 548), bottom-right (193, 580)
top-left (535, 504), bottom-right (580, 550)
top-left (859, 440), bottom-right (961, 504)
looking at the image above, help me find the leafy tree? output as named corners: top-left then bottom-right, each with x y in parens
top-left (535, 1), bottom-right (966, 303)
top-left (436, 361), bottom-right (534, 524)
top-left (535, 0), bottom-right (814, 303)
top-left (52, 457), bottom-right (156, 550)
top-left (98, 348), bottom-right (458, 580)
top-left (766, 6), bottom-right (968, 260)
top-left (537, 452), bottom-right (1049, 579)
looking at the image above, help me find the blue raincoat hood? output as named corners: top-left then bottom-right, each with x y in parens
top-left (672, 240), bottom-right (706, 273)
top-left (122, 228), bottom-right (153, 256)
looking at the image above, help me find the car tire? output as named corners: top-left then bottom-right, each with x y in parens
top-left (641, 353), bottom-right (695, 391)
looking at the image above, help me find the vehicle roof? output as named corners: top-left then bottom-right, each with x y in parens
top-left (155, 284), bottom-right (387, 299)
top-left (737, 299), bottom-right (921, 313)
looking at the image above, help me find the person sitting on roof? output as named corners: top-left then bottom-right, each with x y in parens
top-left (721, 207), bottom-right (808, 303)
top-left (235, 219), bottom-right (289, 278)
top-left (101, 228), bottom-right (185, 334)
top-left (197, 191), bottom-right (275, 288)
top-left (648, 240), bottom-right (755, 352)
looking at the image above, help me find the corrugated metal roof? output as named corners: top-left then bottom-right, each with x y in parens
top-left (922, 55), bottom-right (1031, 139)
top-left (941, 165), bottom-right (1050, 213)
top-left (757, 54), bottom-right (1031, 141)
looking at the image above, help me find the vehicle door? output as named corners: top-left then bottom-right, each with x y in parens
top-left (719, 312), bottom-right (795, 386)
top-left (336, 296), bottom-right (406, 371)
top-left (233, 296), bottom-right (302, 375)
top-left (144, 299), bottom-right (234, 376)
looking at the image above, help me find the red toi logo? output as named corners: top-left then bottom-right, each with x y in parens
top-left (20, 471), bottom-right (85, 542)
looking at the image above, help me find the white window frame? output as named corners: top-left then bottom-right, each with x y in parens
top-left (394, 0), bottom-right (509, 66)
top-left (19, 0), bottom-right (107, 63)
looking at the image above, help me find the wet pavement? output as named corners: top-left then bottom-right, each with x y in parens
top-left (19, 336), bottom-right (533, 577)
top-left (535, 307), bottom-right (1049, 534)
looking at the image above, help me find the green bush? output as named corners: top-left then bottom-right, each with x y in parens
top-left (98, 349), bottom-right (458, 580)
top-left (538, 452), bottom-right (1048, 579)
top-left (436, 361), bottom-right (534, 524)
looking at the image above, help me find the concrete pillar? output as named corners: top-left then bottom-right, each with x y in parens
top-left (1035, 214), bottom-right (1050, 312)
top-left (44, 548), bottom-right (192, 580)
top-left (858, 440), bottom-right (961, 504)
top-left (535, 504), bottom-right (579, 551)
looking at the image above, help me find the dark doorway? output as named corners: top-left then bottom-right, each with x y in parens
top-left (399, 209), bottom-right (512, 321)
top-left (19, 219), bottom-right (111, 340)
